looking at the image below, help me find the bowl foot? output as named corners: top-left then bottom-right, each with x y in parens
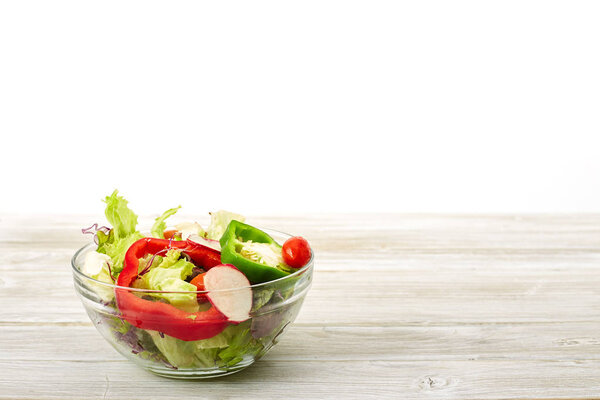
top-left (145, 359), bottom-right (255, 379)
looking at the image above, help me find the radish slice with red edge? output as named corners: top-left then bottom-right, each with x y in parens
top-left (204, 264), bottom-right (252, 323)
top-left (188, 234), bottom-right (221, 252)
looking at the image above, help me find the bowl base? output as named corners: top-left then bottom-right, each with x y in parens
top-left (145, 359), bottom-right (255, 379)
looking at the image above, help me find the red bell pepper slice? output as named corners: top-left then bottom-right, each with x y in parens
top-left (115, 237), bottom-right (228, 341)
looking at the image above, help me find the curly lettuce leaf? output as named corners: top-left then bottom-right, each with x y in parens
top-left (148, 327), bottom-right (228, 368)
top-left (149, 322), bottom-right (263, 369)
top-left (96, 190), bottom-right (143, 274)
top-left (136, 249), bottom-right (198, 312)
top-left (217, 324), bottom-right (263, 367)
top-left (97, 230), bottom-right (143, 273)
top-left (151, 206), bottom-right (181, 238)
top-left (149, 331), bottom-right (206, 368)
top-left (103, 190), bottom-right (139, 240)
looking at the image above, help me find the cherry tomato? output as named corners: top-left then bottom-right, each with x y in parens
top-left (163, 229), bottom-right (180, 240)
top-left (282, 236), bottom-right (311, 268)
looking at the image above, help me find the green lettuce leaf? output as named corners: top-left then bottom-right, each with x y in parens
top-left (148, 331), bottom-right (204, 368)
top-left (217, 324), bottom-right (263, 367)
top-left (251, 287), bottom-right (275, 312)
top-left (137, 249), bottom-right (198, 312)
top-left (151, 206), bottom-right (181, 238)
top-left (97, 230), bottom-right (143, 273)
top-left (96, 190), bottom-right (143, 274)
top-left (206, 210), bottom-right (245, 240)
top-left (148, 328), bottom-right (228, 369)
top-left (194, 348), bottom-right (221, 368)
top-left (103, 190), bottom-right (139, 240)
top-left (149, 322), bottom-right (263, 369)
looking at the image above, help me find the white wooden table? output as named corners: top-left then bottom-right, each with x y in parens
top-left (1, 214), bottom-right (600, 399)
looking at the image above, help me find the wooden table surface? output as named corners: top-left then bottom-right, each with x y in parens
top-left (1, 214), bottom-right (600, 399)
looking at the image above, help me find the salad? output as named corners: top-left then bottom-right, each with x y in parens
top-left (78, 190), bottom-right (312, 371)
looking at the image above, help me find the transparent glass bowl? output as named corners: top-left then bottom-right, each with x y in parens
top-left (71, 229), bottom-right (313, 379)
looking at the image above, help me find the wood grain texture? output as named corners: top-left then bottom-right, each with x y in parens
top-left (3, 360), bottom-right (600, 400)
top-left (1, 214), bottom-right (600, 399)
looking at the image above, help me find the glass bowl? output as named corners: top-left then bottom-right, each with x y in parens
top-left (71, 228), bottom-right (313, 379)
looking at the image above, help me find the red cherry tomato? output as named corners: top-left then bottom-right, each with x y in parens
top-left (163, 229), bottom-right (179, 240)
top-left (282, 236), bottom-right (311, 268)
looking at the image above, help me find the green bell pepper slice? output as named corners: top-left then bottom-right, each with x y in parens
top-left (219, 220), bottom-right (293, 284)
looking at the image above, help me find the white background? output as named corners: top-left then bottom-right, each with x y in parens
top-left (1, 1), bottom-right (598, 216)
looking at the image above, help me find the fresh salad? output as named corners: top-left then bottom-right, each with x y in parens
top-left (79, 190), bottom-right (312, 370)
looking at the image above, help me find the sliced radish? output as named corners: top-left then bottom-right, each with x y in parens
top-left (175, 222), bottom-right (204, 240)
top-left (204, 264), bottom-right (252, 323)
top-left (188, 234), bottom-right (222, 252)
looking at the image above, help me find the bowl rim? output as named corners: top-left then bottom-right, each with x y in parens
top-left (71, 227), bottom-right (314, 294)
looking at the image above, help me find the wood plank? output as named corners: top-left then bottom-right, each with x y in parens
top-left (2, 323), bottom-right (600, 362)
top-left (3, 245), bottom-right (600, 274)
top-left (2, 214), bottom-right (600, 250)
top-left (1, 359), bottom-right (600, 400)
top-left (2, 214), bottom-right (600, 278)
